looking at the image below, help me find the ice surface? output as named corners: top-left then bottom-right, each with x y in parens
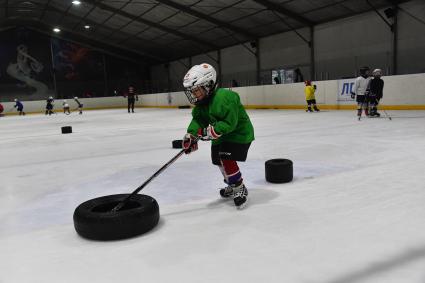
top-left (1, 109), bottom-right (425, 283)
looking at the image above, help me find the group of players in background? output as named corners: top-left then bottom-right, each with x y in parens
top-left (5, 96), bottom-right (84, 116)
top-left (351, 67), bottom-right (384, 119)
top-left (45, 96), bottom-right (83, 115)
top-left (6, 87), bottom-right (137, 117)
top-left (303, 66), bottom-right (384, 119)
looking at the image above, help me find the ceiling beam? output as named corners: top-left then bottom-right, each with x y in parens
top-left (71, 1), bottom-right (97, 31)
top-left (28, 4), bottom-right (168, 60)
top-left (83, 0), bottom-right (219, 49)
top-left (0, 18), bottom-right (164, 64)
top-left (38, 0), bottom-right (53, 21)
top-left (154, 0), bottom-right (257, 39)
top-left (99, 3), bottom-right (160, 42)
top-left (89, 0), bottom-right (133, 35)
top-left (56, 2), bottom-right (75, 26)
top-left (251, 0), bottom-right (314, 26)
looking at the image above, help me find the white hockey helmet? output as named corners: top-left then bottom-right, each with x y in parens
top-left (49, 96), bottom-right (53, 99)
top-left (183, 63), bottom-right (217, 105)
top-left (74, 97), bottom-right (78, 99)
top-left (372, 69), bottom-right (382, 77)
top-left (14, 98), bottom-right (18, 102)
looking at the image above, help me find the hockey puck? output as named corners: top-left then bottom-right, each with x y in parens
top-left (61, 126), bottom-right (72, 134)
top-left (73, 194), bottom-right (160, 241)
top-left (172, 139), bottom-right (183, 149)
top-left (265, 159), bottom-right (293, 183)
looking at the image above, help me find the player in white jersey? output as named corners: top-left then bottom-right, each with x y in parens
top-left (63, 100), bottom-right (70, 115)
top-left (351, 66), bottom-right (371, 119)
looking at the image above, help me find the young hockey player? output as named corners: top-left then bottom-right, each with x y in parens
top-left (351, 66), bottom-right (371, 120)
top-left (304, 80), bottom-right (320, 112)
top-left (74, 97), bottom-right (83, 114)
top-left (46, 96), bottom-right (54, 115)
top-left (126, 85), bottom-right (138, 113)
top-left (0, 103), bottom-right (3, 117)
top-left (368, 69), bottom-right (384, 117)
top-left (14, 99), bottom-right (26, 115)
top-left (63, 100), bottom-right (71, 115)
top-left (181, 63), bottom-right (255, 209)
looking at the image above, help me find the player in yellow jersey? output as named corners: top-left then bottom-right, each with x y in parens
top-left (304, 80), bottom-right (319, 112)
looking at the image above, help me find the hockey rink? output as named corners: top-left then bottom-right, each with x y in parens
top-left (1, 108), bottom-right (425, 283)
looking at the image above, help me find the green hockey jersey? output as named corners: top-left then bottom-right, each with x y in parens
top-left (187, 88), bottom-right (255, 145)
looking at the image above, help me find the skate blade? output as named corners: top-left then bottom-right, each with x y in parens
top-left (236, 197), bottom-right (248, 210)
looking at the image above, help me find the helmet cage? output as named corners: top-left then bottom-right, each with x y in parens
top-left (184, 80), bottom-right (216, 105)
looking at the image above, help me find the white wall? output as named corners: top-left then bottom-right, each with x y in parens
top-left (220, 44), bottom-right (257, 86)
top-left (149, 0), bottom-right (425, 87)
top-left (397, 0), bottom-right (425, 74)
top-left (314, 12), bottom-right (392, 79)
top-left (260, 27), bottom-right (311, 83)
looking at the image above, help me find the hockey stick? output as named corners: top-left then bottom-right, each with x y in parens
top-left (383, 110), bottom-right (392, 120)
top-left (111, 137), bottom-right (200, 212)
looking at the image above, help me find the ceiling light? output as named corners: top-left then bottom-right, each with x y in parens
top-left (53, 28), bottom-right (61, 33)
top-left (84, 25), bottom-right (90, 29)
top-left (72, 1), bottom-right (81, 5)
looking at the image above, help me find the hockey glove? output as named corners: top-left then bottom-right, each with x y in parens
top-left (350, 91), bottom-right (356, 99)
top-left (197, 125), bottom-right (222, 141)
top-left (182, 133), bottom-right (198, 154)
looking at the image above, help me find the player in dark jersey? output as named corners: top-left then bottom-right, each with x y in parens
top-left (74, 97), bottom-right (83, 115)
top-left (126, 85), bottom-right (138, 113)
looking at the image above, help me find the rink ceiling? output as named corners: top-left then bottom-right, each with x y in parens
top-left (0, 0), bottom-right (410, 62)
top-left (1, 108), bottom-right (425, 282)
top-left (1, 0), bottom-right (424, 93)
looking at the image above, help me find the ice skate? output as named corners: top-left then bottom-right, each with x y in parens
top-left (233, 183), bottom-right (248, 209)
top-left (219, 185), bottom-right (234, 198)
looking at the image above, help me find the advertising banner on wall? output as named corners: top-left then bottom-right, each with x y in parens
top-left (337, 78), bottom-right (356, 102)
top-left (0, 28), bottom-right (53, 101)
top-left (51, 38), bottom-right (106, 98)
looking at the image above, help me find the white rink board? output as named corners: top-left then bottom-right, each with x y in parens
top-left (2, 73), bottom-right (425, 114)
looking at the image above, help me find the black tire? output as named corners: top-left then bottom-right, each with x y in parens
top-left (172, 139), bottom-right (183, 149)
top-left (61, 126), bottom-right (72, 134)
top-left (265, 159), bottom-right (293, 183)
top-left (73, 194), bottom-right (160, 241)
